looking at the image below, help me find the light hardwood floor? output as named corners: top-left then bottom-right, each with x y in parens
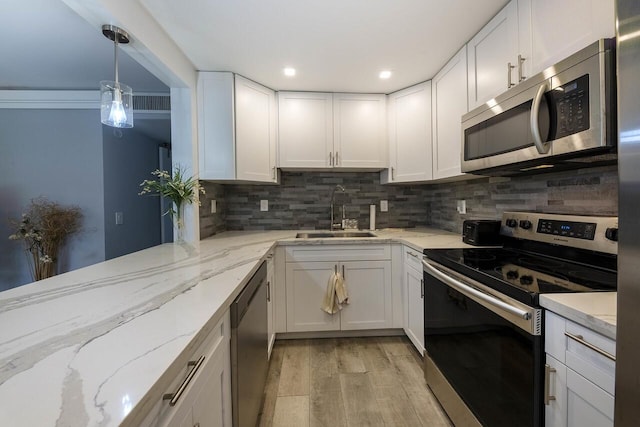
top-left (258, 337), bottom-right (452, 427)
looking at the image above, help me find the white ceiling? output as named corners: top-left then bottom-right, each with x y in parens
top-left (0, 0), bottom-right (168, 92)
top-left (140, 0), bottom-right (510, 93)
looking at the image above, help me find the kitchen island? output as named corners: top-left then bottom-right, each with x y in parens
top-left (0, 228), bottom-right (469, 427)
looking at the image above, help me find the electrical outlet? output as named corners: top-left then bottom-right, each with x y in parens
top-left (115, 211), bottom-right (124, 225)
top-left (380, 200), bottom-right (389, 212)
top-left (210, 200), bottom-right (217, 214)
top-left (457, 200), bottom-right (467, 214)
top-left (260, 200), bottom-right (269, 212)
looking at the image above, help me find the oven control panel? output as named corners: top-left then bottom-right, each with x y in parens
top-left (537, 219), bottom-right (596, 240)
top-left (501, 212), bottom-right (618, 255)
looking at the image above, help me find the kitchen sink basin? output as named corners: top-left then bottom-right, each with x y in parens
top-left (295, 231), bottom-right (377, 238)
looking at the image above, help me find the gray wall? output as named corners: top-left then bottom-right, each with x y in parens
top-left (199, 166), bottom-right (618, 238)
top-left (102, 126), bottom-right (163, 259)
top-left (0, 109), bottom-right (106, 291)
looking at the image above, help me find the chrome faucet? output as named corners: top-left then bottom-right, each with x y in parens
top-left (330, 185), bottom-right (346, 231)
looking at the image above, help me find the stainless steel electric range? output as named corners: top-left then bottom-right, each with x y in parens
top-left (422, 212), bottom-right (618, 427)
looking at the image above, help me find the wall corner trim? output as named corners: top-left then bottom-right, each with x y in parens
top-left (0, 90), bottom-right (100, 109)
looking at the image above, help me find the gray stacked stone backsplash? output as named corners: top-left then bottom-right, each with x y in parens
top-left (199, 165), bottom-right (618, 238)
top-left (426, 165), bottom-right (618, 233)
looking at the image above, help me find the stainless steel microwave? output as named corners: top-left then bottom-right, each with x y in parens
top-left (461, 39), bottom-right (616, 176)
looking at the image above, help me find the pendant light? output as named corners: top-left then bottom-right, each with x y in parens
top-left (100, 25), bottom-right (133, 128)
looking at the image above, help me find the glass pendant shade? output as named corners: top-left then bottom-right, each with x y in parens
top-left (100, 80), bottom-right (133, 128)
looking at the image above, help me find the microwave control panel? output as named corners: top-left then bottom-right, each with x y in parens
top-left (552, 74), bottom-right (590, 139)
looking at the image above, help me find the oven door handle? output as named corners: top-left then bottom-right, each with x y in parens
top-left (422, 259), bottom-right (531, 321)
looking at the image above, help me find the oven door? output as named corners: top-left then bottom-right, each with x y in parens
top-left (423, 258), bottom-right (544, 427)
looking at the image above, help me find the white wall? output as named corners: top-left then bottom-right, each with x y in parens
top-left (0, 109), bottom-right (106, 290)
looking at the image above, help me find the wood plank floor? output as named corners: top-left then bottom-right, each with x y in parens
top-left (258, 337), bottom-right (452, 427)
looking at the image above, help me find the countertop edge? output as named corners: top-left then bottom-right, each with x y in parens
top-left (540, 293), bottom-right (617, 340)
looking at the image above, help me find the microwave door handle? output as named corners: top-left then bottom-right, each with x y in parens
top-left (531, 82), bottom-right (551, 154)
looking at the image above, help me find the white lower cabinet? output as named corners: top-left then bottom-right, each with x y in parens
top-left (143, 311), bottom-right (232, 427)
top-left (284, 245), bottom-right (393, 333)
top-left (402, 246), bottom-right (424, 355)
top-left (266, 252), bottom-right (276, 358)
top-left (544, 311), bottom-right (615, 427)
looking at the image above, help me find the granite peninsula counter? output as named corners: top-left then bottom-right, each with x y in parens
top-left (0, 227), bottom-right (469, 426)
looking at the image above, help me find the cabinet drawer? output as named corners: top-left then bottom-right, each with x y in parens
top-left (403, 245), bottom-right (423, 272)
top-left (545, 311), bottom-right (616, 395)
top-left (565, 321), bottom-right (616, 395)
top-left (285, 244), bottom-right (391, 262)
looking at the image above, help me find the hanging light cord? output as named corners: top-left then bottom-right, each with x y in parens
top-left (113, 34), bottom-right (119, 86)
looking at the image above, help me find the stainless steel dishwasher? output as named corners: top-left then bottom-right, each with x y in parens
top-left (230, 261), bottom-right (268, 427)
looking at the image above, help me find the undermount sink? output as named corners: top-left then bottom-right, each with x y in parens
top-left (295, 231), bottom-right (377, 239)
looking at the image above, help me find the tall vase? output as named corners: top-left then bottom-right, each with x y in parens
top-left (174, 202), bottom-right (185, 243)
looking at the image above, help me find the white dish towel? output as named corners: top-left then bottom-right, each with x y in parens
top-left (321, 271), bottom-right (349, 314)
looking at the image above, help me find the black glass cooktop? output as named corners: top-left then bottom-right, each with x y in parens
top-left (424, 247), bottom-right (617, 306)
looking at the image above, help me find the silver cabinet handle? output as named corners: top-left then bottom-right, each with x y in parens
top-left (334, 264), bottom-right (337, 274)
top-left (391, 166), bottom-right (395, 180)
top-left (335, 151), bottom-right (339, 166)
top-left (507, 62), bottom-right (516, 88)
top-left (407, 251), bottom-right (419, 259)
top-left (342, 264), bottom-right (345, 279)
top-left (518, 54), bottom-right (526, 82)
top-left (163, 355), bottom-right (206, 406)
top-left (531, 82), bottom-right (550, 154)
top-left (544, 363), bottom-right (557, 405)
top-left (266, 281), bottom-right (271, 302)
top-left (329, 152), bottom-right (334, 166)
top-left (565, 332), bottom-right (616, 361)
top-left (420, 279), bottom-right (424, 299)
top-left (422, 259), bottom-right (531, 320)
top-left (271, 166), bottom-right (276, 180)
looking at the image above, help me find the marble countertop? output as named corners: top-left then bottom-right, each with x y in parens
top-left (0, 227), bottom-right (467, 426)
top-left (540, 292), bottom-right (617, 339)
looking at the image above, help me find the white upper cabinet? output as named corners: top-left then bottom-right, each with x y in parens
top-left (467, 1), bottom-right (523, 110)
top-left (385, 82), bottom-right (433, 183)
top-left (278, 92), bottom-right (387, 169)
top-left (198, 72), bottom-right (278, 183)
top-left (521, 0), bottom-right (615, 75)
top-left (278, 92), bottom-right (333, 168)
top-left (432, 47), bottom-right (469, 180)
top-left (467, 0), bottom-right (615, 111)
top-left (333, 93), bottom-right (387, 169)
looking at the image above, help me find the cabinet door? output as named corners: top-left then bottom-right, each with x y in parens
top-left (340, 260), bottom-right (392, 330)
top-left (285, 261), bottom-right (341, 332)
top-left (197, 72), bottom-right (235, 180)
top-left (404, 265), bottom-right (424, 355)
top-left (566, 368), bottom-right (614, 427)
top-left (467, 1), bottom-right (520, 110)
top-left (387, 82), bottom-right (432, 183)
top-left (192, 339), bottom-right (232, 427)
top-left (333, 94), bottom-right (387, 168)
top-left (432, 46), bottom-right (468, 180)
top-left (278, 92), bottom-right (333, 168)
top-left (525, 0), bottom-right (615, 76)
top-left (235, 75), bottom-right (277, 182)
top-left (267, 255), bottom-right (276, 358)
top-left (545, 355), bottom-right (568, 427)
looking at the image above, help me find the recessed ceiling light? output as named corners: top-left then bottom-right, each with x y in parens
top-left (379, 70), bottom-right (392, 79)
top-left (283, 67), bottom-right (296, 77)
